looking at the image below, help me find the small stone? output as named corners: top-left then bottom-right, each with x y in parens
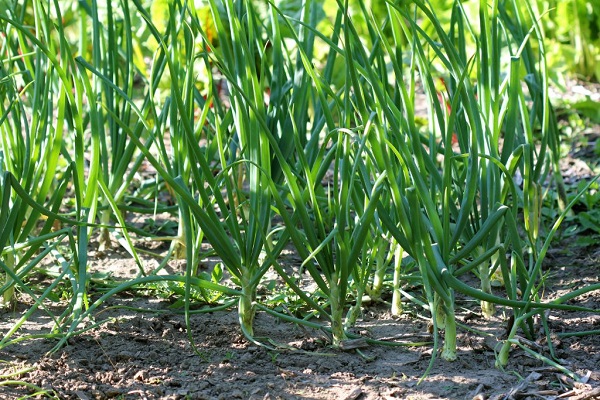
top-left (74, 390), bottom-right (90, 400)
top-left (316, 358), bottom-right (342, 372)
top-left (105, 388), bottom-right (122, 397)
top-left (166, 378), bottom-right (182, 387)
top-left (133, 370), bottom-right (148, 381)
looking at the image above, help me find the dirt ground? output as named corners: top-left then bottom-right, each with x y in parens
top-left (1, 85), bottom-right (600, 400)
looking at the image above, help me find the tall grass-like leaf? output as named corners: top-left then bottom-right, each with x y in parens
top-left (329, 0), bottom-right (571, 362)
top-left (124, 0), bottom-right (314, 343)
top-left (81, 0), bottom-right (149, 262)
top-left (271, 128), bottom-right (387, 346)
top-left (0, 1), bottom-right (78, 313)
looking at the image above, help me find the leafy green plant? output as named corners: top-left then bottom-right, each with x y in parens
top-left (307, 0), bottom-right (599, 366)
top-left (77, 0), bottom-right (149, 258)
top-left (97, 0), bottom-right (321, 345)
top-left (274, 128), bottom-right (387, 347)
top-left (0, 4), bottom-right (71, 308)
top-left (0, 1), bottom-right (98, 340)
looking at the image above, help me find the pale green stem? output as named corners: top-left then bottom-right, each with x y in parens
top-left (368, 239), bottom-right (388, 300)
top-left (1, 252), bottom-right (16, 308)
top-left (496, 314), bottom-right (520, 368)
top-left (345, 280), bottom-right (366, 329)
top-left (434, 293), bottom-right (446, 329)
top-left (329, 272), bottom-right (347, 347)
top-left (475, 246), bottom-right (495, 318)
top-left (238, 266), bottom-right (256, 338)
top-left (479, 262), bottom-right (495, 318)
top-left (98, 207), bottom-right (112, 252)
top-left (391, 243), bottom-right (403, 316)
top-left (174, 215), bottom-right (186, 260)
top-left (441, 301), bottom-right (457, 362)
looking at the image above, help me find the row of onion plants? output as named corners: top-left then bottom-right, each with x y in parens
top-left (1, 0), bottom-right (598, 375)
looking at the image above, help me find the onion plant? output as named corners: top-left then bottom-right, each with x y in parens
top-left (314, 0), bottom-right (595, 364)
top-left (275, 126), bottom-right (387, 347)
top-left (118, 0), bottom-right (318, 343)
top-left (376, 0), bottom-right (533, 361)
top-left (0, 2), bottom-right (71, 308)
top-left (78, 0), bottom-right (149, 259)
top-left (0, 1), bottom-right (93, 328)
top-left (239, 1), bottom-right (390, 347)
top-left (1, 0), bottom-right (147, 340)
